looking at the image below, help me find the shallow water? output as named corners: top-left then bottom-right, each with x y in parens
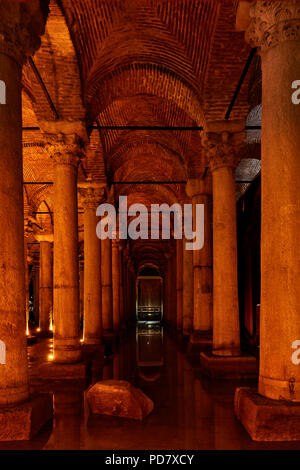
top-left (0, 323), bottom-right (300, 451)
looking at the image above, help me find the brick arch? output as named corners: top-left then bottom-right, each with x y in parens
top-left (86, 64), bottom-right (203, 126)
top-left (112, 147), bottom-right (185, 187)
top-left (22, 0), bottom-right (85, 122)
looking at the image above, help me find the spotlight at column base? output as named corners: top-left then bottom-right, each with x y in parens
top-left (235, 387), bottom-right (300, 441)
top-left (0, 394), bottom-right (53, 442)
top-left (200, 351), bottom-right (258, 379)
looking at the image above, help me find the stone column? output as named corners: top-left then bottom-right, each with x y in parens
top-left (112, 240), bottom-right (120, 332)
top-left (182, 236), bottom-right (194, 336)
top-left (101, 237), bottom-right (113, 333)
top-left (36, 234), bottom-right (53, 333)
top-left (24, 235), bottom-right (30, 336)
top-left (203, 121), bottom-right (245, 356)
top-left (119, 245), bottom-right (124, 325)
top-left (79, 257), bottom-right (84, 332)
top-left (176, 239), bottom-right (183, 331)
top-left (79, 181), bottom-right (105, 345)
top-left (45, 129), bottom-right (86, 364)
top-left (0, 0), bottom-right (47, 409)
top-left (186, 174), bottom-right (213, 334)
top-left (236, 0), bottom-right (300, 404)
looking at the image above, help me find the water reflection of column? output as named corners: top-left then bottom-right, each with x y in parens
top-left (176, 239), bottom-right (183, 331)
top-left (193, 379), bottom-right (214, 449)
top-left (102, 360), bottom-right (114, 380)
top-left (176, 349), bottom-right (185, 427)
top-left (113, 354), bottom-right (120, 380)
top-left (213, 399), bottom-right (241, 450)
top-left (45, 391), bottom-right (82, 450)
top-left (183, 360), bottom-right (195, 448)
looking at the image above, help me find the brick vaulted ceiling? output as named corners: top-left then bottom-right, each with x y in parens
top-left (21, 0), bottom-right (256, 268)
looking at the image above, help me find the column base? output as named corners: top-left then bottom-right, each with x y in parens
top-left (34, 330), bottom-right (53, 339)
top-left (187, 331), bottom-right (213, 357)
top-left (27, 335), bottom-right (38, 345)
top-left (103, 331), bottom-right (117, 343)
top-left (234, 387), bottom-right (300, 441)
top-left (0, 394), bottom-right (53, 441)
top-left (36, 361), bottom-right (88, 380)
top-left (200, 351), bottom-right (258, 379)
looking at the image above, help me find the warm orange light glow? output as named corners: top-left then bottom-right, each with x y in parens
top-left (36, 327), bottom-right (41, 332)
top-left (48, 354), bottom-right (54, 361)
top-left (26, 326), bottom-right (30, 336)
top-left (80, 338), bottom-right (84, 343)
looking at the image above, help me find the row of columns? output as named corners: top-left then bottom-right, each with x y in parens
top-left (31, 176), bottom-right (128, 354)
top-left (172, 0), bottom-right (300, 407)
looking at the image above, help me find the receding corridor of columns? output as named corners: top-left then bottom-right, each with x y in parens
top-left (0, 0), bottom-right (299, 452)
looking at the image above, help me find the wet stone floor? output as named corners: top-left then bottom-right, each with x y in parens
top-left (0, 323), bottom-right (300, 451)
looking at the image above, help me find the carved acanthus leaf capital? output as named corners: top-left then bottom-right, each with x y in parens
top-left (78, 181), bottom-right (107, 209)
top-left (0, 0), bottom-right (49, 65)
top-left (245, 1), bottom-right (300, 51)
top-left (202, 129), bottom-right (245, 172)
top-left (44, 132), bottom-right (85, 167)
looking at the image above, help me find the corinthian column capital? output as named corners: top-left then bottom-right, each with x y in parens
top-left (42, 120), bottom-right (88, 167)
top-left (0, 0), bottom-right (49, 65)
top-left (78, 180), bottom-right (107, 209)
top-left (44, 132), bottom-right (85, 167)
top-left (202, 120), bottom-right (245, 172)
top-left (237, 1), bottom-right (300, 52)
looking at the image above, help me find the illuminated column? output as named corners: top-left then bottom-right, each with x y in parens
top-left (203, 120), bottom-right (245, 356)
top-left (79, 181), bottom-right (105, 345)
top-left (119, 245), bottom-right (124, 324)
top-left (186, 174), bottom-right (213, 333)
top-left (33, 270), bottom-right (40, 327)
top-left (24, 234), bottom-right (30, 336)
top-left (238, 1), bottom-right (300, 401)
top-left (36, 234), bottom-right (53, 333)
top-left (176, 239), bottom-right (183, 331)
top-left (101, 238), bottom-right (113, 333)
top-left (112, 239), bottom-right (120, 332)
top-left (0, 0), bottom-right (47, 409)
top-left (127, 259), bottom-right (136, 321)
top-left (167, 248), bottom-right (176, 327)
top-left (182, 235), bottom-right (194, 336)
top-left (79, 257), bottom-right (84, 330)
top-left (44, 128), bottom-right (87, 363)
